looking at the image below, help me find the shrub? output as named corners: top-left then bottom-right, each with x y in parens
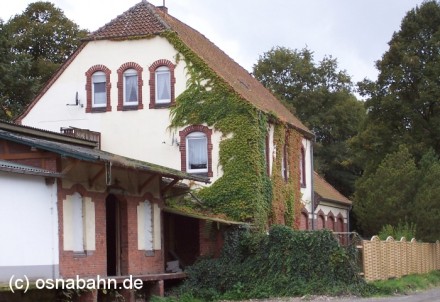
top-left (174, 225), bottom-right (367, 300)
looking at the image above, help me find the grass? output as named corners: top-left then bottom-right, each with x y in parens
top-left (368, 270), bottom-right (440, 296)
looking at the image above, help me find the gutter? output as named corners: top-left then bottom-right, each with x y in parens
top-left (310, 139), bottom-right (315, 230)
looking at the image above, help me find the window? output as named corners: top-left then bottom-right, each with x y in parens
top-left (85, 65), bottom-right (111, 112)
top-left (117, 62), bottom-right (143, 110)
top-left (137, 201), bottom-right (161, 253)
top-left (179, 125), bottom-right (213, 177)
top-left (281, 143), bottom-right (288, 181)
top-left (92, 72), bottom-right (106, 108)
top-left (72, 193), bottom-right (84, 252)
top-left (300, 147), bottom-right (306, 187)
top-left (124, 69), bottom-right (138, 105)
top-left (155, 66), bottom-right (171, 104)
top-left (187, 132), bottom-right (208, 173)
top-left (149, 59), bottom-right (175, 108)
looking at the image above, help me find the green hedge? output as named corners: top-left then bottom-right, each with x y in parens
top-left (175, 225), bottom-right (368, 300)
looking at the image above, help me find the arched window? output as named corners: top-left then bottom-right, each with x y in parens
top-left (117, 62), bottom-right (143, 110)
top-left (317, 212), bottom-right (325, 230)
top-left (149, 59), bottom-right (175, 108)
top-left (85, 65), bottom-right (111, 112)
top-left (300, 210), bottom-right (309, 230)
top-left (186, 132), bottom-right (208, 173)
top-left (92, 71), bottom-right (106, 107)
top-left (179, 125), bottom-right (213, 177)
top-left (337, 216), bottom-right (345, 232)
top-left (327, 212), bottom-right (335, 231)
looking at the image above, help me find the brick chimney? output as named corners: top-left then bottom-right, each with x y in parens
top-left (157, 6), bottom-right (168, 13)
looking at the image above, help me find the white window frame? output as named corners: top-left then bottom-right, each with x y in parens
top-left (92, 71), bottom-right (106, 108)
top-left (123, 68), bottom-right (138, 105)
top-left (155, 66), bottom-right (171, 104)
top-left (186, 131), bottom-right (208, 174)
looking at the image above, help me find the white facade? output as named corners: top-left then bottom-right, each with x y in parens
top-left (22, 37), bottom-right (225, 182)
top-left (0, 172), bottom-right (59, 282)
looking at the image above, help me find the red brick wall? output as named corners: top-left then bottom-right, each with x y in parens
top-left (58, 184), bottom-right (165, 278)
top-left (58, 184), bottom-right (107, 278)
top-left (199, 220), bottom-right (224, 258)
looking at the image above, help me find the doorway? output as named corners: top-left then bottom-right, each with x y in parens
top-left (106, 194), bottom-right (120, 276)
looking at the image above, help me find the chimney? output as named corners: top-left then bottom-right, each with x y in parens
top-left (157, 6), bottom-right (168, 13)
top-left (157, 0), bottom-right (168, 13)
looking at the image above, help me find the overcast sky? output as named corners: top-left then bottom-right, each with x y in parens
top-left (1, 0), bottom-right (425, 86)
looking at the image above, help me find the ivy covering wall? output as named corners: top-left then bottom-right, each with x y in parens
top-left (164, 31), bottom-right (302, 229)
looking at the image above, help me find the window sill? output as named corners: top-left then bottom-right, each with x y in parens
top-left (145, 250), bottom-right (155, 257)
top-left (149, 102), bottom-right (174, 109)
top-left (90, 107), bottom-right (108, 113)
top-left (122, 105), bottom-right (140, 111)
top-left (73, 251), bottom-right (88, 258)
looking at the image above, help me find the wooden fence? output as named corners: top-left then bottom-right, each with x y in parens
top-left (362, 236), bottom-right (440, 281)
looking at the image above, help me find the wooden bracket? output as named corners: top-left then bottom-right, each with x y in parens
top-left (138, 175), bottom-right (156, 194)
top-left (89, 166), bottom-right (105, 188)
top-left (160, 178), bottom-right (179, 195)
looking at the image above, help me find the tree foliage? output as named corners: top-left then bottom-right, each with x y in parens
top-left (0, 1), bottom-right (87, 120)
top-left (353, 1), bottom-right (440, 240)
top-left (253, 47), bottom-right (365, 196)
top-left (353, 0), bottom-right (440, 172)
top-left (354, 146), bottom-right (419, 237)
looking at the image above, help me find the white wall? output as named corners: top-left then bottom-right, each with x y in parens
top-left (0, 172), bottom-right (59, 282)
top-left (22, 37), bottom-right (224, 182)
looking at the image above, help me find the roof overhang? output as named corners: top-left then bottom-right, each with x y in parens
top-left (163, 207), bottom-right (248, 225)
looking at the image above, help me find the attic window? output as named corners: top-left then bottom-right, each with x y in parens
top-left (85, 65), bottom-right (112, 113)
top-left (117, 62), bottom-right (144, 111)
top-left (149, 59), bottom-right (175, 109)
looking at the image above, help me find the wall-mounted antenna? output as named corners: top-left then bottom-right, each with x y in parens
top-left (66, 92), bottom-right (83, 107)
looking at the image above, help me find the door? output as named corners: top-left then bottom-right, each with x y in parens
top-left (106, 194), bottom-right (120, 276)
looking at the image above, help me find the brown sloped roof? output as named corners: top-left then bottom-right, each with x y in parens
top-left (86, 1), bottom-right (312, 137)
top-left (18, 1), bottom-right (312, 137)
top-left (86, 1), bottom-right (169, 40)
top-left (314, 172), bottom-right (351, 206)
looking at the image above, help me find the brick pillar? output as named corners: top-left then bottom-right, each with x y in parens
top-left (119, 289), bottom-right (135, 302)
top-left (151, 280), bottom-right (164, 297)
top-left (77, 289), bottom-right (98, 302)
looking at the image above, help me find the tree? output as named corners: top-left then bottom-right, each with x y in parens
top-left (0, 2), bottom-right (88, 119)
top-left (351, 1), bottom-right (440, 239)
top-left (414, 150), bottom-right (440, 242)
top-left (353, 0), bottom-right (440, 172)
top-left (353, 145), bottom-right (419, 237)
top-left (253, 47), bottom-right (365, 196)
top-left (0, 20), bottom-right (38, 120)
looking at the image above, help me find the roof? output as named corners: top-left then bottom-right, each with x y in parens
top-left (0, 128), bottom-right (209, 183)
top-left (314, 172), bottom-right (351, 206)
top-left (18, 1), bottom-right (312, 138)
top-left (163, 207), bottom-right (247, 226)
top-left (0, 159), bottom-right (62, 178)
top-left (0, 120), bottom-right (97, 148)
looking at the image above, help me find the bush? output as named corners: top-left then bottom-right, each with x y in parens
top-left (378, 221), bottom-right (417, 241)
top-left (174, 225), bottom-right (368, 300)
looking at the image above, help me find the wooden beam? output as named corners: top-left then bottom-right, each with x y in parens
top-left (89, 166), bottom-right (105, 188)
top-left (61, 159), bottom-right (78, 174)
top-left (138, 175), bottom-right (156, 194)
top-left (0, 152), bottom-right (55, 160)
top-left (160, 178), bottom-right (179, 195)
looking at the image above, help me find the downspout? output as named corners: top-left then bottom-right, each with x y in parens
top-left (310, 139), bottom-right (315, 230)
